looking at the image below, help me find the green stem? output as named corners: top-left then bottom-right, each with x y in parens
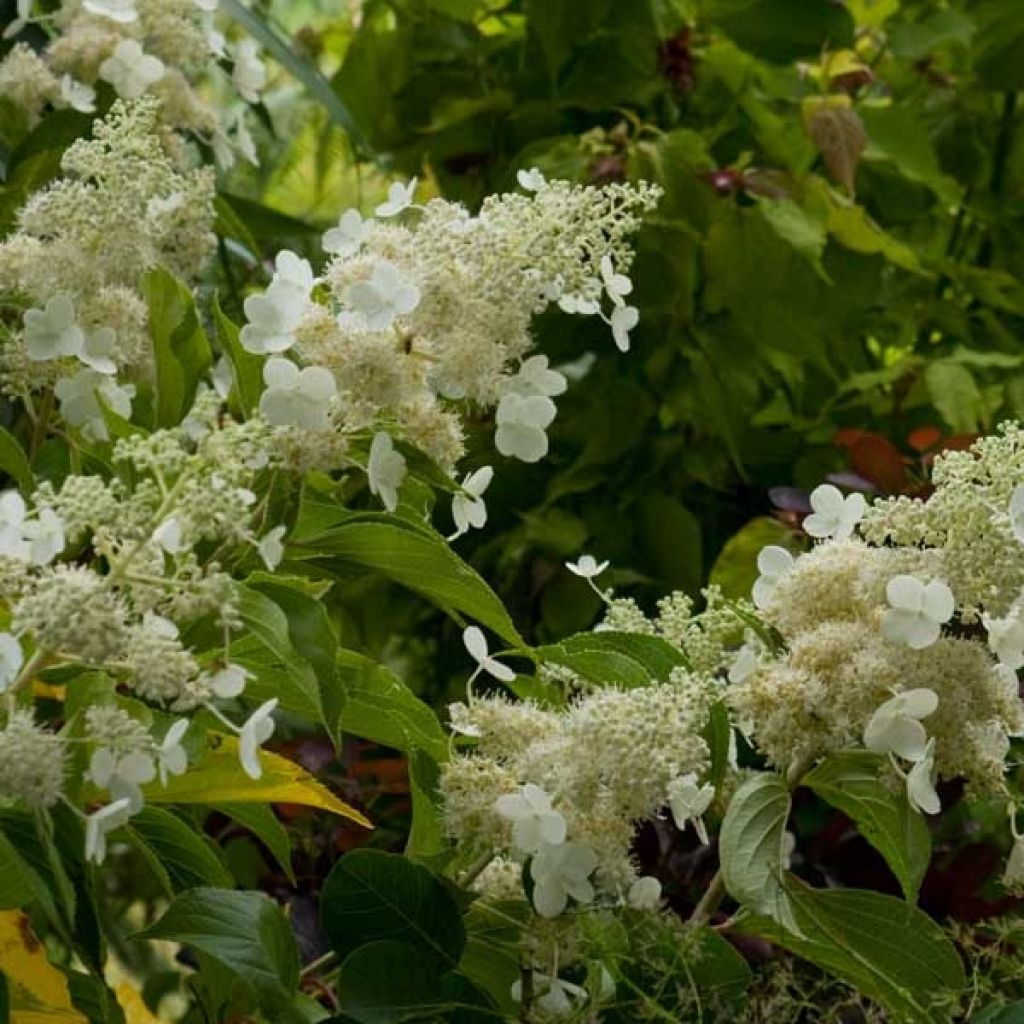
top-left (687, 870), bottom-right (726, 929)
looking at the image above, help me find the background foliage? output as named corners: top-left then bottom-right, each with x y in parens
top-left (4, 0), bottom-right (1024, 1021)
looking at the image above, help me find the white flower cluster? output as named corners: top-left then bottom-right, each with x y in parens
top-left (0, 0), bottom-right (265, 165)
top-left (0, 408), bottom-right (294, 858)
top-left (0, 98), bottom-right (215, 415)
top-left (236, 171), bottom-right (659, 503)
top-left (732, 464), bottom-right (1024, 803)
top-left (442, 627), bottom-right (715, 913)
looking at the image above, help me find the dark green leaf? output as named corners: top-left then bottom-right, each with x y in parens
top-left (334, 649), bottom-right (448, 763)
top-left (741, 880), bottom-right (966, 1023)
top-left (140, 888), bottom-right (300, 1012)
top-left (126, 807), bottom-right (233, 892)
top-left (334, 941), bottom-right (490, 1024)
top-left (0, 427), bottom-right (33, 493)
top-left (209, 802), bottom-right (294, 884)
top-left (320, 849), bottom-right (465, 969)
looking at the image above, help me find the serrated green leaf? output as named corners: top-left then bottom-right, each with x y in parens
top-left (803, 750), bottom-right (931, 900)
top-left (741, 880), bottom-right (966, 1023)
top-left (719, 774), bottom-right (797, 932)
top-left (144, 266), bottom-right (212, 428)
top-left (320, 849), bottom-right (465, 969)
top-left (140, 888), bottom-right (299, 1015)
top-left (126, 807), bottom-right (233, 893)
top-left (295, 519), bottom-right (523, 647)
top-left (534, 630), bottom-right (688, 688)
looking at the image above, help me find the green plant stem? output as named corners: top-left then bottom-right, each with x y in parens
top-left (518, 965), bottom-right (534, 1022)
top-left (299, 950), bottom-right (339, 979)
top-left (687, 869), bottom-right (726, 929)
top-left (458, 850), bottom-right (495, 887)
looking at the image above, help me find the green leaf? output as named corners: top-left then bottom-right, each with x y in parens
top-left (459, 900), bottom-right (527, 1016)
top-left (218, 0), bottom-right (368, 152)
top-left (704, 700), bottom-right (734, 795)
top-left (709, 517), bottom-right (799, 603)
top-left (140, 888), bottom-right (300, 1014)
top-left (719, 774), bottom-right (797, 932)
top-left (741, 880), bottom-right (966, 1023)
top-left (406, 750), bottom-right (445, 861)
top-left (704, 0), bottom-right (855, 62)
top-left (755, 198), bottom-right (829, 280)
top-left (320, 849), bottom-right (465, 969)
top-left (818, 185), bottom-right (921, 271)
top-left (334, 649), bottom-right (448, 763)
top-left (213, 293), bottom-right (263, 416)
top-left (535, 630), bottom-right (688, 688)
top-left (334, 941), bottom-right (494, 1024)
top-left (126, 807), bottom-right (233, 892)
top-left (0, 427), bottom-right (34, 494)
top-left (213, 194), bottom-right (261, 262)
top-left (973, 1002), bottom-right (1024, 1024)
top-left (636, 493), bottom-right (704, 596)
top-left (229, 585), bottom-right (324, 725)
top-left (973, 0), bottom-right (1024, 89)
top-left (209, 802), bottom-right (295, 884)
top-left (296, 519), bottom-right (523, 647)
top-left (925, 360), bottom-right (986, 434)
top-left (860, 106), bottom-right (962, 205)
top-left (0, 828), bottom-right (56, 920)
top-left (7, 109), bottom-right (93, 172)
top-left (144, 266), bottom-right (212, 428)
top-left (803, 750), bottom-right (931, 900)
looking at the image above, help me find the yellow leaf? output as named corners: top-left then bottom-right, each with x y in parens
top-left (32, 681), bottom-right (66, 700)
top-left (143, 734), bottom-right (371, 827)
top-left (114, 982), bottom-right (161, 1024)
top-left (0, 910), bottom-right (87, 1024)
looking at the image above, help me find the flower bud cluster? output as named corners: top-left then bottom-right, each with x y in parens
top-left (0, 0), bottom-right (265, 162)
top-left (238, 173), bottom-right (659, 486)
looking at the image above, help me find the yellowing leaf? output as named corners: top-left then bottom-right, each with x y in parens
top-left (32, 681), bottom-right (66, 700)
top-left (143, 734), bottom-right (371, 827)
top-left (0, 910), bottom-right (87, 1023)
top-left (114, 982), bottom-right (161, 1024)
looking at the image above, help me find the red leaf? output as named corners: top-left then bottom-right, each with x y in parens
top-left (849, 435), bottom-right (909, 494)
top-left (907, 426), bottom-right (942, 453)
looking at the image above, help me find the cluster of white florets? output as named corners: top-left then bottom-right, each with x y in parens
top-left (0, 98), bottom-right (215, 406)
top-left (441, 627), bottom-right (714, 916)
top-left (860, 422), bottom-right (1024, 620)
top-left (0, 411), bottom-right (291, 852)
top-left (728, 469), bottom-right (1024, 810)
top-left (0, 0), bottom-right (265, 161)
top-left (235, 171), bottom-right (659, 493)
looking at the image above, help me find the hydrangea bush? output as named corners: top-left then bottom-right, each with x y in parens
top-left (1, 2), bottom-right (1024, 1023)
